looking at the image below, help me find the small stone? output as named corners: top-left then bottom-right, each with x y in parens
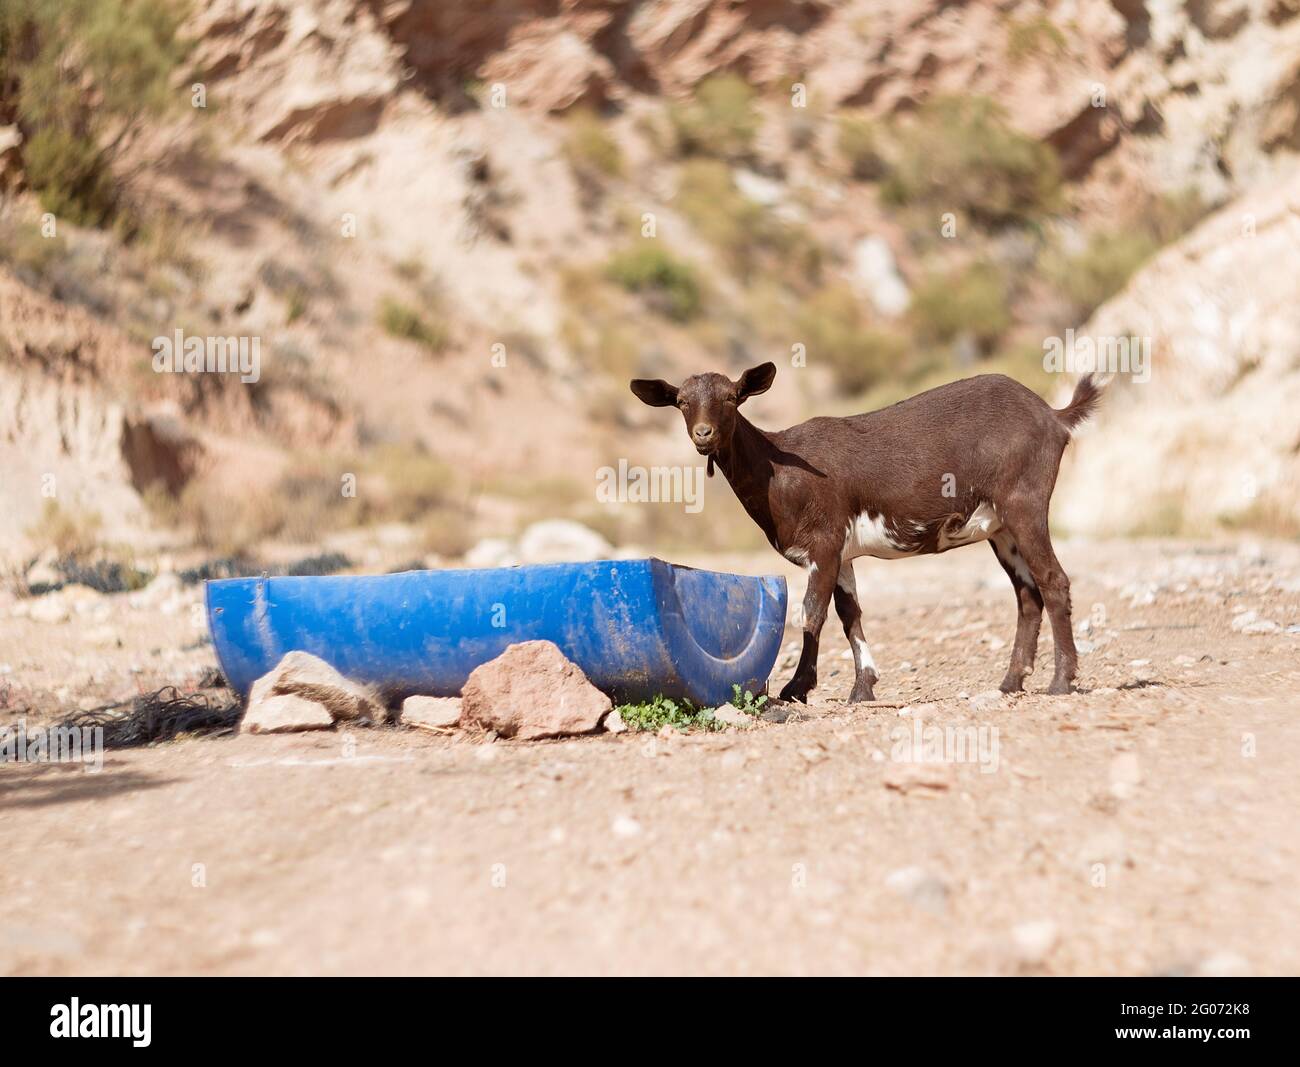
top-left (712, 703), bottom-right (754, 728)
top-left (603, 708), bottom-right (627, 734)
top-left (1194, 951), bottom-right (1250, 977)
top-left (1241, 619), bottom-right (1280, 635)
top-left (884, 866), bottom-right (948, 913)
top-left (400, 695), bottom-right (461, 730)
top-left (611, 815), bottom-right (642, 838)
top-left (1011, 920), bottom-right (1059, 965)
top-left (1109, 752), bottom-right (1142, 799)
top-left (242, 693), bottom-right (334, 734)
top-left (1230, 610), bottom-right (1257, 632)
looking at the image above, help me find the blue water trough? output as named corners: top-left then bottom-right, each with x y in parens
top-left (205, 558), bottom-right (788, 707)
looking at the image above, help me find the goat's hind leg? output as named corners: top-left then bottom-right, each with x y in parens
top-left (833, 562), bottom-right (879, 703)
top-left (996, 510), bottom-right (1077, 694)
top-left (989, 532), bottom-right (1043, 693)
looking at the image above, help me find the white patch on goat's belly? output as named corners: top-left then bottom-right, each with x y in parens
top-left (936, 502), bottom-right (1003, 552)
top-left (841, 511), bottom-right (918, 561)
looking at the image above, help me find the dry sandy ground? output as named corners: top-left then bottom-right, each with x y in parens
top-left (2, 538), bottom-right (1299, 976)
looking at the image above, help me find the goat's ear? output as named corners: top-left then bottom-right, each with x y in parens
top-left (736, 362), bottom-right (776, 402)
top-left (629, 378), bottom-right (679, 407)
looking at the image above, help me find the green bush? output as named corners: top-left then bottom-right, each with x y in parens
top-left (20, 127), bottom-right (118, 226)
top-left (1, 0), bottom-right (190, 227)
top-left (565, 109), bottom-right (623, 180)
top-left (1006, 15), bottom-right (1068, 62)
top-left (378, 297), bottom-right (448, 353)
top-left (881, 95), bottom-right (1062, 228)
top-left (605, 245), bottom-right (703, 322)
top-left (909, 262), bottom-right (1010, 353)
top-left (667, 74), bottom-right (760, 160)
top-left (1047, 190), bottom-right (1208, 321)
top-left (796, 285), bottom-right (909, 393)
top-left (675, 158), bottom-right (823, 286)
top-left (837, 112), bottom-right (886, 180)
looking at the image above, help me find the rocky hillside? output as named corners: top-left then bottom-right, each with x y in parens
top-left (2, 0), bottom-right (1299, 569)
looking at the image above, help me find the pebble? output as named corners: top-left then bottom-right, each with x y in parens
top-left (1011, 920), bottom-right (1059, 965)
top-left (884, 866), bottom-right (949, 913)
top-left (611, 815), bottom-right (642, 838)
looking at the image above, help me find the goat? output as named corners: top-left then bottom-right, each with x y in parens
top-left (630, 364), bottom-right (1103, 703)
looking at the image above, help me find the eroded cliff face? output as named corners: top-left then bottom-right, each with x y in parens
top-left (1056, 177), bottom-right (1300, 537)
top-left (3, 0), bottom-right (1300, 559)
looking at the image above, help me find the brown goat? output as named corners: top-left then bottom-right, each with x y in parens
top-left (630, 364), bottom-right (1103, 703)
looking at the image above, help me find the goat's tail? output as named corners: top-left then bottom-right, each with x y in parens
top-left (1055, 373), bottom-right (1105, 434)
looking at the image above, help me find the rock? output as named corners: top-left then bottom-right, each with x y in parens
top-left (248, 651), bottom-right (387, 725)
top-left (1242, 619), bottom-right (1281, 635)
top-left (459, 640), bottom-right (611, 740)
top-left (603, 708), bottom-right (627, 734)
top-left (711, 702), bottom-right (754, 728)
top-left (849, 235), bottom-right (910, 317)
top-left (1230, 610), bottom-right (1258, 632)
top-left (884, 866), bottom-right (948, 913)
top-left (611, 815), bottom-right (642, 838)
top-left (1011, 920), bottom-right (1059, 965)
top-left (464, 537), bottom-right (519, 569)
top-left (1194, 950), bottom-right (1250, 977)
top-left (517, 520), bottom-right (612, 564)
top-left (135, 572), bottom-right (183, 607)
top-left (1109, 752), bottom-right (1142, 799)
top-left (242, 693), bottom-right (335, 734)
top-left (28, 596), bottom-right (72, 624)
top-left (400, 695), bottom-right (462, 730)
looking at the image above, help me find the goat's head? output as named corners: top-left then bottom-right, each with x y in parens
top-left (629, 362), bottom-right (776, 456)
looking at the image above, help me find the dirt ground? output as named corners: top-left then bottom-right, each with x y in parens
top-left (2, 538), bottom-right (1299, 976)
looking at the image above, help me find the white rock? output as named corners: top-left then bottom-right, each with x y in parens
top-left (1011, 920), bottom-right (1059, 964)
top-left (249, 651), bottom-right (386, 724)
top-left (603, 708), bottom-right (627, 734)
top-left (611, 815), bottom-right (642, 838)
top-left (401, 695), bottom-right (462, 730)
top-left (850, 235), bottom-right (910, 316)
top-left (884, 866), bottom-right (948, 912)
top-left (517, 520), bottom-right (612, 564)
top-left (711, 703), bottom-right (754, 728)
top-left (1109, 752), bottom-right (1142, 798)
top-left (464, 538), bottom-right (518, 569)
top-left (242, 693), bottom-right (334, 734)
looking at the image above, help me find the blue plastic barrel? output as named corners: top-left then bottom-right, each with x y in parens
top-left (205, 558), bottom-right (787, 707)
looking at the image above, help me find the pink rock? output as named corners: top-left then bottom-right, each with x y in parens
top-left (459, 641), bottom-right (611, 740)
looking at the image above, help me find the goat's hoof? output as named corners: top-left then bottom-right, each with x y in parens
top-left (999, 674), bottom-right (1025, 694)
top-left (1046, 678), bottom-right (1074, 695)
top-left (779, 682), bottom-right (810, 704)
top-left (848, 681), bottom-right (877, 704)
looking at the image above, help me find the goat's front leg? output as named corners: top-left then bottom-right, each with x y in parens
top-left (779, 554), bottom-right (838, 703)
